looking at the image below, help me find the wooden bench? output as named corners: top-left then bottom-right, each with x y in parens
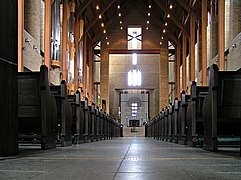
top-left (18, 65), bottom-right (57, 149)
top-left (50, 80), bottom-right (72, 146)
top-left (164, 106), bottom-right (169, 141)
top-left (81, 98), bottom-right (90, 142)
top-left (103, 112), bottom-right (108, 140)
top-left (95, 107), bottom-right (100, 141)
top-left (154, 115), bottom-right (159, 140)
top-left (178, 91), bottom-right (190, 145)
top-left (172, 98), bottom-right (180, 143)
top-left (160, 109), bottom-right (165, 140)
top-left (89, 103), bottom-right (96, 142)
top-left (203, 64), bottom-right (241, 155)
top-left (168, 104), bottom-right (174, 142)
top-left (99, 110), bottom-right (104, 140)
top-left (187, 81), bottom-right (208, 147)
top-left (68, 91), bottom-right (84, 144)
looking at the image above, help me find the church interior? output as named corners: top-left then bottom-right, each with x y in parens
top-left (0, 0), bottom-right (241, 179)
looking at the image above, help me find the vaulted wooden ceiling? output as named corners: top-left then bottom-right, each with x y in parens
top-left (75, 0), bottom-right (208, 47)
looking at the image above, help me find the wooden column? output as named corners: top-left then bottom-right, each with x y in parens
top-left (89, 45), bottom-right (93, 103)
top-left (176, 39), bottom-right (181, 100)
top-left (190, 15), bottom-right (195, 81)
top-left (218, 0), bottom-right (225, 71)
top-left (61, 0), bottom-right (67, 80)
top-left (202, 0), bottom-right (207, 85)
top-left (18, 0), bottom-right (23, 72)
top-left (74, 16), bottom-right (79, 91)
top-left (182, 33), bottom-right (187, 91)
top-left (44, 0), bottom-right (51, 71)
top-left (83, 32), bottom-right (87, 97)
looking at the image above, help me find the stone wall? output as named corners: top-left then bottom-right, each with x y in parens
top-left (109, 54), bottom-right (160, 118)
top-left (227, 32), bottom-right (241, 71)
top-left (23, 30), bottom-right (42, 71)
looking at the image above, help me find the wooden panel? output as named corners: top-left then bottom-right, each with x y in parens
top-left (0, 0), bottom-right (18, 156)
top-left (18, 106), bottom-right (41, 117)
top-left (221, 79), bottom-right (241, 106)
top-left (18, 78), bottom-right (40, 105)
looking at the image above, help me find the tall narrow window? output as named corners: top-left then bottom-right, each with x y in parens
top-left (128, 70), bottom-right (142, 86)
top-left (132, 53), bottom-right (137, 65)
top-left (132, 102), bottom-right (138, 117)
top-left (128, 27), bottom-right (142, 49)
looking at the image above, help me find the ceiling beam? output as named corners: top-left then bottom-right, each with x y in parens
top-left (178, 0), bottom-right (197, 38)
top-left (75, 0), bottom-right (94, 17)
top-left (176, 0), bottom-right (200, 23)
top-left (153, 0), bottom-right (189, 38)
top-left (91, 0), bottom-right (130, 46)
top-left (91, 19), bottom-right (115, 46)
top-left (151, 15), bottom-right (177, 45)
top-left (139, 0), bottom-right (177, 45)
top-left (85, 0), bottom-right (116, 33)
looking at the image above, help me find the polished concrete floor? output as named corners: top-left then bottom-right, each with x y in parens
top-left (0, 137), bottom-right (241, 180)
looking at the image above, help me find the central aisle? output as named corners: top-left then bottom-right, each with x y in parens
top-left (1, 137), bottom-right (241, 180)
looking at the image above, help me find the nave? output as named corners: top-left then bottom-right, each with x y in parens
top-left (1, 137), bottom-right (241, 180)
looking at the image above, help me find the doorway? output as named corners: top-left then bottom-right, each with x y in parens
top-left (120, 90), bottom-right (149, 127)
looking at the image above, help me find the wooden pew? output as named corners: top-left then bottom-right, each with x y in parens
top-left (68, 90), bottom-right (84, 144)
top-left (164, 106), bottom-right (169, 141)
top-left (50, 80), bottom-right (72, 146)
top-left (187, 81), bottom-right (208, 147)
top-left (157, 114), bottom-right (161, 140)
top-left (168, 104), bottom-right (174, 142)
top-left (18, 65), bottom-right (57, 149)
top-left (154, 116), bottom-right (159, 140)
top-left (99, 110), bottom-right (104, 140)
top-left (103, 112), bottom-right (108, 140)
top-left (160, 109), bottom-right (165, 140)
top-left (203, 64), bottom-right (241, 154)
top-left (95, 107), bottom-right (100, 141)
top-left (89, 103), bottom-right (96, 142)
top-left (107, 115), bottom-right (111, 139)
top-left (178, 91), bottom-right (190, 145)
top-left (81, 98), bottom-right (90, 142)
top-left (172, 98), bottom-right (180, 143)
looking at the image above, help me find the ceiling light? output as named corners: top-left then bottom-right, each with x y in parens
top-left (118, 13), bottom-right (121, 17)
top-left (120, 27), bottom-right (123, 30)
top-left (117, 5), bottom-right (120, 9)
top-left (163, 29), bottom-right (166, 33)
top-left (103, 29), bottom-right (106, 34)
top-left (106, 37), bottom-right (108, 40)
top-left (96, 5), bottom-right (99, 10)
top-left (147, 20), bottom-right (149, 24)
top-left (165, 22), bottom-right (168, 26)
top-left (161, 36), bottom-right (164, 39)
top-left (148, 12), bottom-right (151, 16)
top-left (120, 21), bottom-right (122, 24)
top-left (167, 14), bottom-right (170, 18)
top-left (98, 14), bottom-right (102, 19)
top-left (107, 42), bottom-right (109, 45)
top-left (149, 5), bottom-right (151, 8)
top-left (160, 42), bottom-right (162, 45)
top-left (146, 27), bottom-right (149, 30)
top-left (169, 4), bottom-right (173, 9)
top-left (101, 22), bottom-right (104, 27)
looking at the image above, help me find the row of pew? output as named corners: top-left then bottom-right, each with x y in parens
top-left (147, 64), bottom-right (241, 156)
top-left (18, 65), bottom-right (122, 149)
